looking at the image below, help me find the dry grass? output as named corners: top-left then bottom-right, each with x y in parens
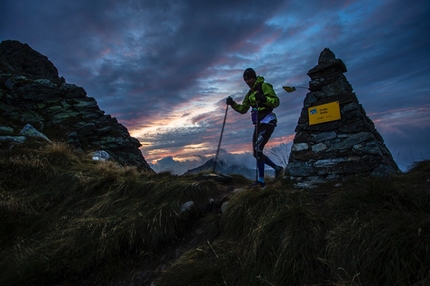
top-left (0, 142), bottom-right (220, 285)
top-left (1, 141), bottom-right (429, 285)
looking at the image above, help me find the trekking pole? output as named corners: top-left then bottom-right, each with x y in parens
top-left (213, 104), bottom-right (228, 173)
top-left (254, 101), bottom-right (259, 181)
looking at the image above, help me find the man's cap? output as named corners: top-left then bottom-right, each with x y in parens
top-left (243, 68), bottom-right (257, 80)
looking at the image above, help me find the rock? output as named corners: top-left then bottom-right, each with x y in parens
top-left (286, 48), bottom-right (400, 186)
top-left (0, 126), bottom-right (14, 134)
top-left (0, 40), bottom-right (152, 171)
top-left (291, 143), bottom-right (309, 152)
top-left (0, 40), bottom-right (61, 84)
top-left (19, 123), bottom-right (51, 142)
top-left (91, 150), bottom-right (111, 161)
top-left (180, 201), bottom-right (195, 213)
top-left (0, 135), bottom-right (26, 144)
top-left (221, 201), bottom-right (229, 213)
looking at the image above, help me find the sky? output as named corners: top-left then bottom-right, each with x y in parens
top-left (1, 0), bottom-right (430, 173)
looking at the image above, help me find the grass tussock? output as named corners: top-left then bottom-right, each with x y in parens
top-left (323, 172), bottom-right (430, 285)
top-left (0, 142), bottom-right (220, 285)
top-left (1, 142), bottom-right (430, 286)
top-left (155, 239), bottom-right (242, 286)
top-left (207, 188), bottom-right (327, 286)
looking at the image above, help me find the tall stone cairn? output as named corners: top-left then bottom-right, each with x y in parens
top-left (286, 48), bottom-right (399, 188)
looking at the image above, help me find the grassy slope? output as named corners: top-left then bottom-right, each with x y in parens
top-left (0, 141), bottom-right (429, 286)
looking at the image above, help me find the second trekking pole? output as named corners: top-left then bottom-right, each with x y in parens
top-left (212, 104), bottom-right (228, 174)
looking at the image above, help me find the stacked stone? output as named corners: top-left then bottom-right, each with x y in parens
top-left (0, 40), bottom-right (152, 171)
top-left (286, 48), bottom-right (399, 188)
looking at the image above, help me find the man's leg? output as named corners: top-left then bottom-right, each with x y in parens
top-left (253, 124), bottom-right (275, 183)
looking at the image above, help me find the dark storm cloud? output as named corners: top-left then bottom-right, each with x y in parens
top-left (2, 0), bottom-right (287, 120)
top-left (1, 0), bottom-right (430, 171)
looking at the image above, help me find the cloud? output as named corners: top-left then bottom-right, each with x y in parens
top-left (1, 0), bottom-right (429, 171)
top-left (150, 155), bottom-right (206, 174)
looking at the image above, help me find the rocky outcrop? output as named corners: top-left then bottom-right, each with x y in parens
top-left (0, 40), bottom-right (152, 171)
top-left (0, 40), bottom-right (62, 84)
top-left (286, 48), bottom-right (399, 188)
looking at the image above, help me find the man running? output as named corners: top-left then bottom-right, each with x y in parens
top-left (226, 68), bottom-right (284, 187)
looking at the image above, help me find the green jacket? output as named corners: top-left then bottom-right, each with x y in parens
top-left (230, 76), bottom-right (279, 115)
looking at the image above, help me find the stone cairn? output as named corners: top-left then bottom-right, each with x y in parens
top-left (286, 48), bottom-right (399, 188)
top-left (0, 40), bottom-right (152, 171)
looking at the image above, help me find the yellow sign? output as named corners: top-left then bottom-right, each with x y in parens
top-left (308, 101), bottom-right (341, 125)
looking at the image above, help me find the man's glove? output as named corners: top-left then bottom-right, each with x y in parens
top-left (255, 91), bottom-right (266, 102)
top-left (226, 96), bottom-right (235, 106)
